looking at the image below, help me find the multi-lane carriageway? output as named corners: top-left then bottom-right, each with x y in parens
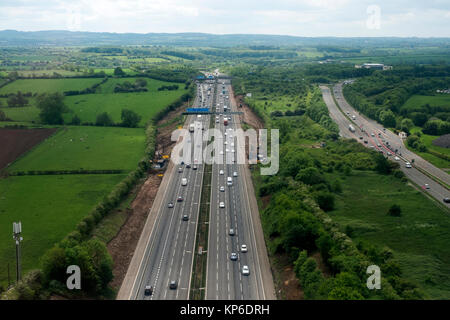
top-left (320, 83), bottom-right (450, 209)
top-left (118, 79), bottom-right (275, 300)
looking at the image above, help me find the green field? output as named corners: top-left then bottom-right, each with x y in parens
top-left (328, 171), bottom-right (450, 299)
top-left (407, 126), bottom-right (450, 169)
top-left (0, 105), bottom-right (40, 123)
top-left (98, 77), bottom-right (178, 94)
top-left (64, 86), bottom-right (187, 126)
top-left (0, 174), bottom-right (126, 287)
top-left (401, 95), bottom-right (450, 114)
top-left (16, 70), bottom-right (84, 77)
top-left (8, 126), bottom-right (145, 173)
top-left (0, 78), bottom-right (103, 95)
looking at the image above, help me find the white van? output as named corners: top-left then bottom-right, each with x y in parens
top-left (227, 177), bottom-right (233, 186)
top-left (181, 178), bottom-right (188, 186)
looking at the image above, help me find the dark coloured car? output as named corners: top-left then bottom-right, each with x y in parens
top-left (169, 281), bottom-right (178, 289)
top-left (193, 165), bottom-right (198, 170)
top-left (230, 253), bottom-right (238, 261)
top-left (444, 198), bottom-right (450, 203)
top-left (144, 285), bottom-right (153, 296)
top-left (177, 196), bottom-right (183, 202)
top-left (182, 215), bottom-right (189, 221)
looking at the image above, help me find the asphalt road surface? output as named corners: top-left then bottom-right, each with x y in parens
top-left (118, 78), bottom-right (275, 300)
top-left (320, 84), bottom-right (450, 209)
top-left (205, 79), bottom-right (275, 300)
top-left (123, 81), bottom-right (213, 300)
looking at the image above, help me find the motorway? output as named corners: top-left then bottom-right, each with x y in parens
top-left (205, 80), bottom-right (274, 300)
top-left (320, 84), bottom-right (450, 209)
top-left (118, 77), bottom-right (275, 300)
top-left (119, 81), bottom-right (213, 300)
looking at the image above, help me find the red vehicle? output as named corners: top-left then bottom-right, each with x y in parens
top-left (224, 117), bottom-right (228, 126)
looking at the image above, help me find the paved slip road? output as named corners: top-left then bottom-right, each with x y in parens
top-left (320, 84), bottom-right (450, 209)
top-left (206, 79), bottom-right (276, 300)
top-left (118, 81), bottom-right (214, 300)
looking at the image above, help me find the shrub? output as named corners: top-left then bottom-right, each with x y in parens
top-left (315, 192), bottom-right (335, 212)
top-left (95, 112), bottom-right (114, 126)
top-left (387, 204), bottom-right (402, 217)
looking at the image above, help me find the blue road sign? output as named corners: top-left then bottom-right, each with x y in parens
top-left (187, 108), bottom-right (210, 113)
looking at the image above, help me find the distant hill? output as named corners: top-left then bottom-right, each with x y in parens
top-left (0, 30), bottom-right (449, 47)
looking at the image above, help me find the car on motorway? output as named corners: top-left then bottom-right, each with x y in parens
top-left (444, 198), bottom-right (450, 203)
top-left (405, 162), bottom-right (412, 168)
top-left (225, 148), bottom-right (229, 153)
top-left (144, 285), bottom-right (153, 296)
top-left (219, 150), bottom-right (224, 155)
top-left (242, 265), bottom-right (250, 276)
top-left (219, 202), bottom-right (225, 208)
top-left (186, 163), bottom-right (191, 168)
top-left (220, 186), bottom-right (225, 192)
top-left (371, 133), bottom-right (375, 137)
top-left (233, 172), bottom-right (238, 177)
top-left (178, 167), bottom-right (183, 173)
top-left (219, 170), bottom-right (224, 175)
top-left (169, 281), bottom-right (178, 290)
top-left (227, 177), bottom-right (233, 186)
top-left (229, 228), bottom-right (235, 236)
top-left (177, 196), bottom-right (183, 202)
top-left (230, 253), bottom-right (238, 261)
top-left (387, 152), bottom-right (392, 156)
top-left (193, 165), bottom-right (198, 170)
top-left (168, 202), bottom-right (174, 208)
top-left (241, 244), bottom-right (248, 253)
top-left (181, 178), bottom-right (188, 186)
top-left (394, 156), bottom-right (400, 161)
top-left (359, 136), bottom-right (363, 140)
top-left (423, 184), bottom-right (430, 190)
top-left (182, 215), bottom-right (189, 221)
top-left (364, 140), bottom-right (368, 144)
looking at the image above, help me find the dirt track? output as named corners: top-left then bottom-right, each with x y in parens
top-left (0, 128), bottom-right (58, 171)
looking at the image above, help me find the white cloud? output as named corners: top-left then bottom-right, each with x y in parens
top-left (0, 0), bottom-right (448, 36)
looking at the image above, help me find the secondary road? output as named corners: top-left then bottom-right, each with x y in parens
top-left (118, 81), bottom-right (213, 300)
top-left (206, 79), bottom-right (276, 300)
top-left (321, 84), bottom-right (450, 208)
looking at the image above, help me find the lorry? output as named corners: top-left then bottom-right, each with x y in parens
top-left (349, 125), bottom-right (356, 133)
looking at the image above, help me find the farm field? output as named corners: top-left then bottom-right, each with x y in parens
top-left (7, 126), bottom-right (145, 173)
top-left (401, 95), bottom-right (450, 113)
top-left (98, 77), bottom-right (179, 93)
top-left (0, 105), bottom-right (39, 123)
top-left (328, 171), bottom-right (450, 299)
top-left (0, 173), bottom-right (126, 287)
top-left (16, 69), bottom-right (84, 77)
top-left (64, 87), bottom-right (187, 126)
top-left (408, 126), bottom-right (450, 169)
top-left (0, 78), bottom-right (103, 95)
top-left (0, 127), bottom-right (58, 170)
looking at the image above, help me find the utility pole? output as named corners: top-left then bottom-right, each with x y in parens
top-left (13, 222), bottom-right (23, 282)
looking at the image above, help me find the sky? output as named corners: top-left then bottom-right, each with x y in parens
top-left (0, 0), bottom-right (449, 37)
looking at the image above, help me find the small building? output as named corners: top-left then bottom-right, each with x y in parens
top-left (355, 63), bottom-right (393, 71)
top-left (399, 131), bottom-right (407, 140)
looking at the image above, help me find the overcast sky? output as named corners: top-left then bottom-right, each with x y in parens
top-left (0, 0), bottom-right (449, 37)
